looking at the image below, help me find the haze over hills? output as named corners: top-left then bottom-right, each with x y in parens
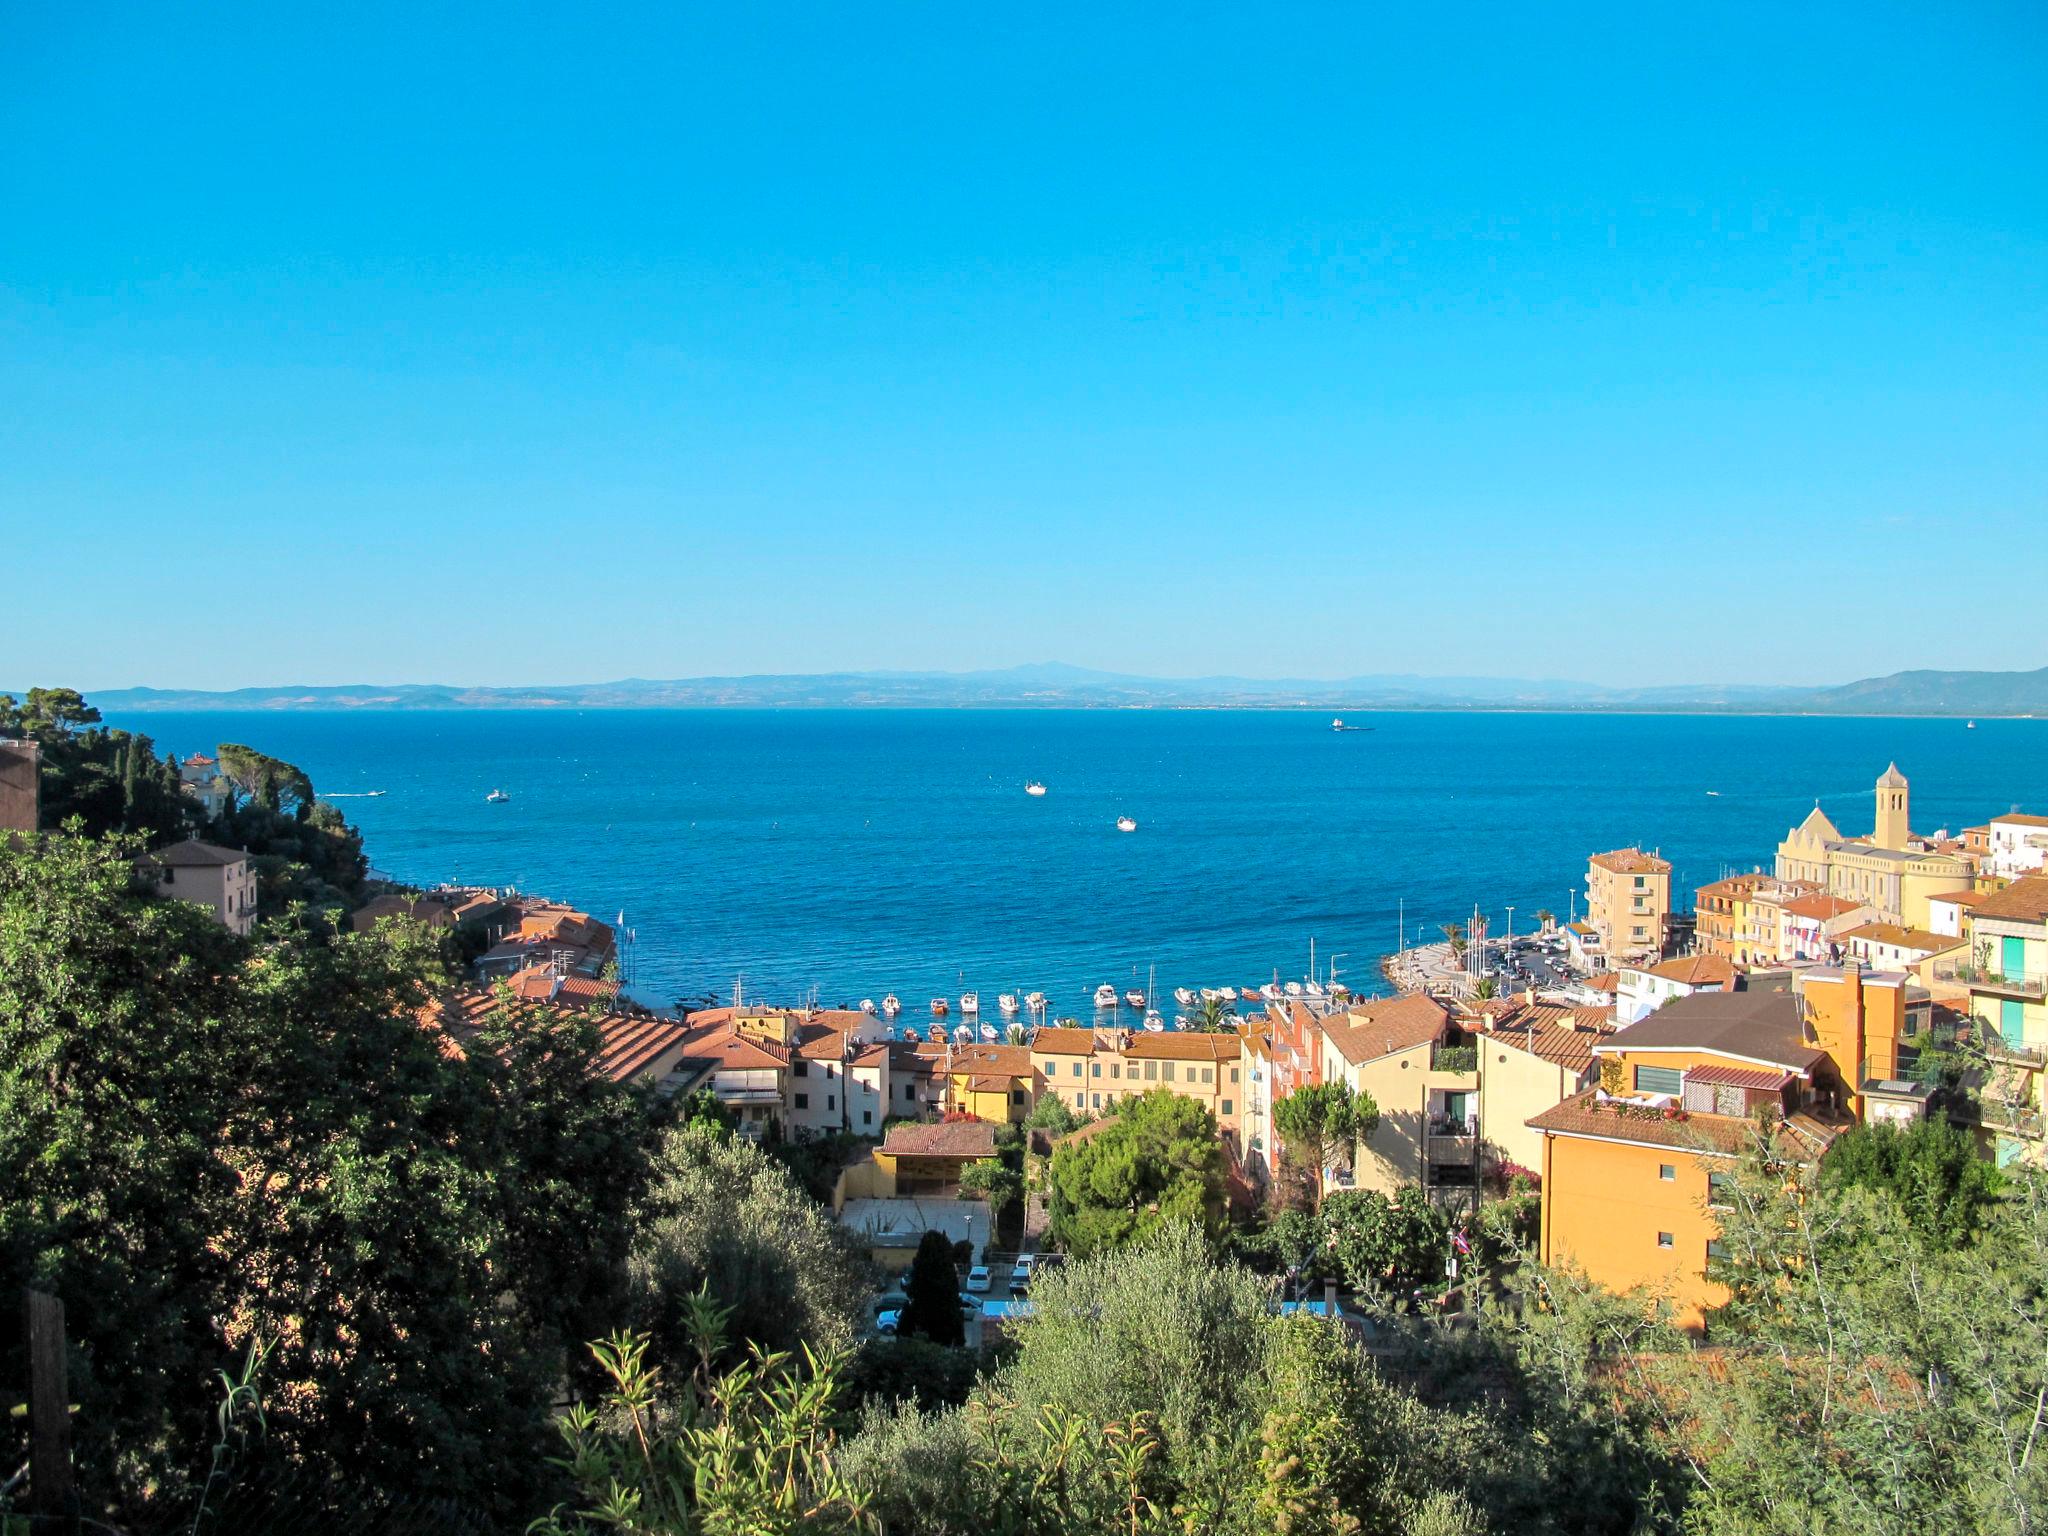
top-left (47, 662), bottom-right (2048, 715)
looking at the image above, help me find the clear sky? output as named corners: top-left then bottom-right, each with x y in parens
top-left (4, 4), bottom-right (2044, 691)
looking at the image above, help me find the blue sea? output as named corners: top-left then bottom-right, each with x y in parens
top-left (103, 709), bottom-right (2048, 1015)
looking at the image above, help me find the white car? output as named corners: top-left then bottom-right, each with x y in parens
top-left (965, 1265), bottom-right (992, 1293)
top-left (1010, 1254), bottom-right (1037, 1290)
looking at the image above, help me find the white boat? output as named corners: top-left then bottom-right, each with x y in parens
top-left (860, 998), bottom-right (877, 1015)
top-left (1025, 781), bottom-right (1048, 796)
top-left (1173, 987), bottom-right (1196, 1007)
top-left (1284, 981), bottom-right (1304, 997)
top-left (485, 789), bottom-right (509, 804)
top-left (1304, 982), bottom-right (1327, 1000)
top-left (1259, 983), bottom-right (1283, 1002)
top-left (930, 998), bottom-right (950, 1018)
top-left (881, 995), bottom-right (901, 1018)
top-left (1143, 1012), bottom-right (1166, 1032)
top-left (1093, 984), bottom-right (1118, 1009)
top-left (1125, 989), bottom-right (1146, 1009)
top-left (978, 1023), bottom-right (998, 1042)
top-left (998, 993), bottom-right (1020, 1016)
top-left (960, 992), bottom-right (979, 1015)
top-left (1332, 717), bottom-right (1344, 731)
top-left (952, 1024), bottom-right (973, 1043)
top-left (1968, 721), bottom-right (1978, 730)
top-left (901, 1025), bottom-right (921, 1042)
top-left (1025, 990), bottom-right (1047, 1013)
top-left (1116, 816), bottom-right (1138, 832)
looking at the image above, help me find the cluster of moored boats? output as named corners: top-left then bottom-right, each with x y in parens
top-left (855, 974), bottom-right (1349, 1043)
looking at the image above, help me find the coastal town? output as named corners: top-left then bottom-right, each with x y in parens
top-left (14, 710), bottom-right (2041, 1344)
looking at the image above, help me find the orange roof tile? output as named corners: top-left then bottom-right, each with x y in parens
top-left (1320, 993), bottom-right (1448, 1066)
top-left (1590, 848), bottom-right (1671, 874)
top-left (1973, 875), bottom-right (2048, 924)
top-left (882, 1121), bottom-right (997, 1158)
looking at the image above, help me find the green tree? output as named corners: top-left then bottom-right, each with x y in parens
top-left (217, 742), bottom-right (316, 818)
top-left (1473, 977), bottom-right (1499, 1000)
top-left (627, 1119), bottom-right (869, 1367)
top-left (0, 831), bottom-right (630, 1525)
top-left (1820, 1116), bottom-right (2002, 1249)
top-left (1322, 1187), bottom-right (1449, 1297)
top-left (959, 1156), bottom-right (1024, 1219)
top-left (1188, 994), bottom-right (1238, 1033)
top-left (0, 687), bottom-right (190, 841)
top-left (1026, 1091), bottom-right (1085, 1135)
top-left (1046, 1089), bottom-right (1226, 1256)
top-left (1272, 1081), bottom-right (1378, 1209)
top-left (1441, 923), bottom-right (1467, 960)
top-left (899, 1230), bottom-right (965, 1346)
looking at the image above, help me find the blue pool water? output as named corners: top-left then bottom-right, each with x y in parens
top-left (103, 708), bottom-right (2047, 1014)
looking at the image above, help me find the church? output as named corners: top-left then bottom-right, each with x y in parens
top-left (1775, 764), bottom-right (1973, 929)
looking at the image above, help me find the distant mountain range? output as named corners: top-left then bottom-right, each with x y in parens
top-left (59, 662), bottom-right (2048, 715)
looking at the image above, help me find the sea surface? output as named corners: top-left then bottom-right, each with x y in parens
top-left (103, 708), bottom-right (2048, 1016)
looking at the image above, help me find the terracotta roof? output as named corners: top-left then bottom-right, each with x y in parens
top-left (1928, 890), bottom-right (1987, 908)
top-left (682, 1024), bottom-right (789, 1073)
top-left (946, 1042), bottom-right (1033, 1077)
top-left (147, 838), bottom-right (247, 868)
top-left (1993, 813), bottom-right (2048, 829)
top-left (1839, 923), bottom-right (1956, 953)
top-left (1595, 989), bottom-right (1823, 1073)
top-left (505, 967), bottom-right (619, 1006)
top-left (1683, 1063), bottom-right (1795, 1091)
top-left (1030, 1026), bottom-right (1105, 1056)
top-left (1973, 875), bottom-right (2048, 924)
top-left (1529, 1088), bottom-right (1844, 1159)
top-left (1121, 1033), bottom-right (1240, 1063)
top-left (1590, 848), bottom-right (1671, 874)
top-left (882, 1121), bottom-right (997, 1158)
top-left (1581, 972), bottom-right (1619, 994)
top-left (431, 987), bottom-right (690, 1085)
top-left (1637, 953), bottom-right (1736, 987)
top-left (1482, 1003), bottom-right (1615, 1072)
top-left (965, 1073), bottom-right (1015, 1092)
top-left (850, 1043), bottom-right (891, 1068)
top-left (1321, 993), bottom-right (1448, 1066)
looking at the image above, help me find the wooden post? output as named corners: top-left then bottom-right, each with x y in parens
top-left (24, 1288), bottom-right (74, 1524)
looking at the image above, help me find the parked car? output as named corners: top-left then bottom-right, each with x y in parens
top-left (1009, 1254), bottom-right (1036, 1290)
top-left (965, 1264), bottom-right (992, 1293)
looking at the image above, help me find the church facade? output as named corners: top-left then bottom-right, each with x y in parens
top-left (1774, 765), bottom-right (1973, 929)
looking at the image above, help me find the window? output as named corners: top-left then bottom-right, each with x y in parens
top-left (1144, 1062), bottom-right (1157, 1081)
top-left (1708, 1172), bottom-right (1734, 1207)
top-left (793, 1061), bottom-right (809, 1078)
top-left (1092, 1061), bottom-right (1102, 1077)
top-left (1221, 1099), bottom-right (1234, 1116)
top-left (1111, 1064), bottom-right (1121, 1079)
top-left (862, 1110), bottom-right (872, 1126)
top-left (1656, 1232), bottom-right (1674, 1249)
top-left (1091, 1093), bottom-right (1101, 1108)
top-left (1072, 1062), bottom-right (1082, 1077)
top-left (1163, 1063), bottom-right (1177, 1082)
top-left (793, 1093), bottom-right (809, 1110)
top-left (827, 1095), bottom-right (835, 1111)
top-left (1230, 1067), bottom-right (1240, 1084)
top-left (1011, 1089), bottom-right (1025, 1105)
top-left (1201, 1068), bottom-right (1214, 1084)
top-left (1634, 1065), bottom-right (1683, 1096)
top-left (1074, 1092), bottom-right (1085, 1108)
top-left (1706, 1238), bottom-right (1728, 1260)
top-left (1658, 1164), bottom-right (1675, 1182)
top-left (904, 1084), bottom-right (915, 1101)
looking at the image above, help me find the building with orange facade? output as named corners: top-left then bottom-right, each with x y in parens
top-left (1585, 848), bottom-right (1671, 970)
top-left (1531, 966), bottom-right (1930, 1328)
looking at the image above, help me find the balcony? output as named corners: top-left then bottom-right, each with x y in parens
top-left (1936, 962), bottom-right (2048, 1001)
top-left (1983, 1035), bottom-right (2048, 1070)
top-left (1425, 1116), bottom-right (1480, 1161)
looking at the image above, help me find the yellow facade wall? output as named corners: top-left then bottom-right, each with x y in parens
top-left (1541, 1132), bottom-right (1730, 1330)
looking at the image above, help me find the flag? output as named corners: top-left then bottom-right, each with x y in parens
top-left (1451, 1229), bottom-right (1471, 1257)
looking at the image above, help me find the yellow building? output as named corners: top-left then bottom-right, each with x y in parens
top-left (943, 1042), bottom-right (1037, 1123)
top-left (1531, 971), bottom-right (1922, 1328)
top-left (1585, 848), bottom-right (1671, 970)
top-left (1028, 1025), bottom-right (1245, 1130)
top-left (1316, 994), bottom-right (1478, 1208)
top-left (1775, 765), bottom-right (1973, 928)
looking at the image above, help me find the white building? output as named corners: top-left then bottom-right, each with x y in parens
top-left (1989, 814), bottom-right (2048, 881)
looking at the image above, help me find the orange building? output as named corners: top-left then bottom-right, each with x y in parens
top-left (1530, 969), bottom-right (1926, 1328)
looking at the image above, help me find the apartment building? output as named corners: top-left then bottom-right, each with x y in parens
top-left (1585, 849), bottom-right (1671, 970)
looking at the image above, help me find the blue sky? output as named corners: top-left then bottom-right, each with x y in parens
top-left (4, 4), bottom-right (2044, 691)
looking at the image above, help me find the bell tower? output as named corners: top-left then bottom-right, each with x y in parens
top-left (1873, 763), bottom-right (1909, 849)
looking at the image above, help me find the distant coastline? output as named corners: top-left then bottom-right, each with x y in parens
top-left (51, 659), bottom-right (2048, 719)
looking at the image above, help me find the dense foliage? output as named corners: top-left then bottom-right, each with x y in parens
top-left (0, 832), bottom-right (653, 1527)
top-left (1045, 1088), bottom-right (1227, 1255)
top-left (0, 686), bottom-right (190, 841)
top-left (1272, 1080), bottom-right (1378, 1206)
